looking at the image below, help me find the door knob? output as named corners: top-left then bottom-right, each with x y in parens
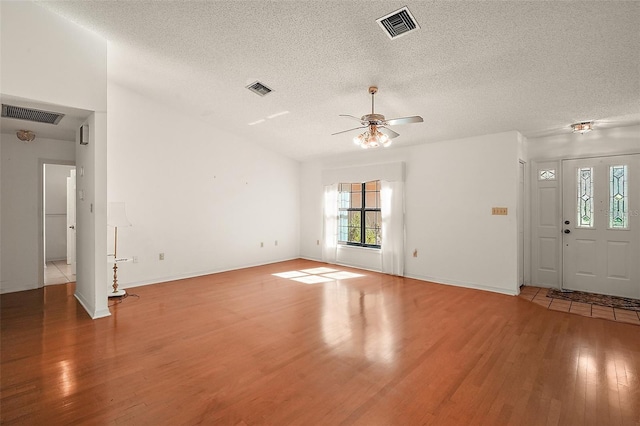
top-left (69, 225), bottom-right (75, 229)
top-left (564, 220), bottom-right (570, 225)
top-left (564, 229), bottom-right (570, 234)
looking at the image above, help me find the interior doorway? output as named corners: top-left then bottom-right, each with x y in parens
top-left (43, 162), bottom-right (76, 286)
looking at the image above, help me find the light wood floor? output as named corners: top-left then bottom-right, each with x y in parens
top-left (2, 259), bottom-right (639, 425)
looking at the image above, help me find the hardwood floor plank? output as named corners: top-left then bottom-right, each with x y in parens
top-left (2, 259), bottom-right (639, 425)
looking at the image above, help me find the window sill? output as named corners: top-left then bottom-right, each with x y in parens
top-left (337, 244), bottom-right (381, 252)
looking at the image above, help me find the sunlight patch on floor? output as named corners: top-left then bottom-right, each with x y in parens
top-left (272, 268), bottom-right (365, 285)
top-left (291, 275), bottom-right (335, 284)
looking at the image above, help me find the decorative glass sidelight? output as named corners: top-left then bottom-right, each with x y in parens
top-left (609, 165), bottom-right (628, 229)
top-left (577, 167), bottom-right (594, 227)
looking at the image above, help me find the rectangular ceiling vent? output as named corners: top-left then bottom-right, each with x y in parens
top-left (246, 81), bottom-right (273, 97)
top-left (377, 6), bottom-right (420, 40)
top-left (1, 104), bottom-right (65, 125)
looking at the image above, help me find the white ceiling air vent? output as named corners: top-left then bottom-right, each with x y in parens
top-left (377, 6), bottom-right (420, 40)
top-left (246, 81), bottom-right (273, 97)
top-left (1, 104), bottom-right (65, 125)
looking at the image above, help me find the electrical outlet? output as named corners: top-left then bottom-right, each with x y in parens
top-left (159, 253), bottom-right (165, 260)
top-left (275, 240), bottom-right (278, 246)
top-left (413, 249), bottom-right (418, 258)
top-left (260, 242), bottom-right (264, 248)
top-left (317, 240), bottom-right (320, 245)
top-left (132, 256), bottom-right (138, 263)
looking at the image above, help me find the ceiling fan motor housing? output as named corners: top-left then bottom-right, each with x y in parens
top-left (361, 113), bottom-right (386, 125)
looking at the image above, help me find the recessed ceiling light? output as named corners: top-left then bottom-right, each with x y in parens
top-left (571, 121), bottom-right (593, 134)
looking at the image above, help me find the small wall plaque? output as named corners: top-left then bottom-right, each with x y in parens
top-left (492, 207), bottom-right (508, 215)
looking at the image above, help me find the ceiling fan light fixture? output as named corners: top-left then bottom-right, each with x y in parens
top-left (571, 121), bottom-right (593, 134)
top-left (353, 127), bottom-right (392, 149)
top-left (334, 86), bottom-right (422, 148)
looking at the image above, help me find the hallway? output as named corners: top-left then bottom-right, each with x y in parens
top-left (44, 260), bottom-right (74, 286)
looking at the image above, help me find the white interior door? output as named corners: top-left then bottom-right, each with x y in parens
top-left (66, 170), bottom-right (76, 275)
top-left (562, 154), bottom-right (640, 298)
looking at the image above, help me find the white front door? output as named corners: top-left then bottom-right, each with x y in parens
top-left (562, 154), bottom-right (640, 298)
top-left (66, 169), bottom-right (76, 275)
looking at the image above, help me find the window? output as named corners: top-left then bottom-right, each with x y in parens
top-left (538, 169), bottom-right (556, 180)
top-left (338, 181), bottom-right (381, 248)
top-left (577, 167), bottom-right (594, 228)
top-left (609, 165), bottom-right (628, 229)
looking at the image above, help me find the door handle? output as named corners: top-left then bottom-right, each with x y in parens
top-left (69, 225), bottom-right (75, 229)
top-left (564, 229), bottom-right (570, 234)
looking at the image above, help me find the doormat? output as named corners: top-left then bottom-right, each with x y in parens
top-left (547, 289), bottom-right (640, 312)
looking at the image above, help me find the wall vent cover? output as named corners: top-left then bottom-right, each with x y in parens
top-left (246, 81), bottom-right (273, 97)
top-left (377, 6), bottom-right (420, 40)
top-left (1, 104), bottom-right (65, 125)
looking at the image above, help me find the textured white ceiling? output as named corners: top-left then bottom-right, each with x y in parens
top-left (35, 1), bottom-right (640, 160)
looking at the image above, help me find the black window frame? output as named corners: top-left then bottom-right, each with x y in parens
top-left (338, 181), bottom-right (381, 249)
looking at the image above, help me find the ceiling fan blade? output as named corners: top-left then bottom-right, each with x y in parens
top-left (331, 126), bottom-right (366, 136)
top-left (385, 116), bottom-right (424, 126)
top-left (379, 127), bottom-right (400, 139)
top-left (339, 114), bottom-right (364, 123)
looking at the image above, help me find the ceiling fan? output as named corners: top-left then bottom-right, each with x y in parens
top-left (332, 86), bottom-right (423, 148)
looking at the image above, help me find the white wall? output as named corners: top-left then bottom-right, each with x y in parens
top-left (300, 131), bottom-right (522, 295)
top-left (0, 135), bottom-right (75, 293)
top-left (1, 1), bottom-right (109, 318)
top-left (44, 164), bottom-right (75, 261)
top-left (107, 83), bottom-right (300, 288)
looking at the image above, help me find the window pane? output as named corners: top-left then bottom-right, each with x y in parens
top-left (338, 212), bottom-right (348, 243)
top-left (364, 211), bottom-right (381, 245)
top-left (338, 191), bottom-right (349, 209)
top-left (577, 167), bottom-right (594, 228)
top-left (351, 192), bottom-right (362, 208)
top-left (610, 165), bottom-right (628, 229)
top-left (348, 211), bottom-right (361, 243)
top-left (365, 181), bottom-right (377, 191)
top-left (351, 183), bottom-right (361, 192)
top-left (365, 191), bottom-right (379, 208)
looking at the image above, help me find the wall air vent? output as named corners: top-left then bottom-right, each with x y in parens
top-left (1, 104), bottom-right (65, 125)
top-left (246, 81), bottom-right (273, 97)
top-left (376, 6), bottom-right (420, 40)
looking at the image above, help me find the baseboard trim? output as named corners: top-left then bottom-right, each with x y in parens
top-left (121, 257), bottom-right (301, 290)
top-left (404, 273), bottom-right (519, 296)
top-left (74, 292), bottom-right (111, 319)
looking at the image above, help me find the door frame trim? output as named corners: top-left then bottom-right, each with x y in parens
top-left (39, 159), bottom-right (76, 287)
